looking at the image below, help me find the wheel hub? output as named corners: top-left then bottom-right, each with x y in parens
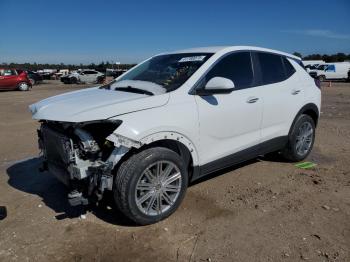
top-left (295, 122), bottom-right (313, 156)
top-left (135, 161), bottom-right (182, 216)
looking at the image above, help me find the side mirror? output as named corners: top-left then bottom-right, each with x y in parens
top-left (196, 77), bottom-right (235, 96)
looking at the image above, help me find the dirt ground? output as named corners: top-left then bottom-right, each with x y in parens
top-left (0, 80), bottom-right (349, 262)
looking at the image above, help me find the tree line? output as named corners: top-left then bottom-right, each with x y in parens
top-left (293, 52), bottom-right (350, 62)
top-left (1, 53), bottom-right (350, 71)
top-left (0, 61), bottom-right (136, 72)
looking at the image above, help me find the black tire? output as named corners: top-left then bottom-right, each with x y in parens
top-left (114, 147), bottom-right (188, 225)
top-left (281, 114), bottom-right (316, 162)
top-left (318, 75), bottom-right (325, 82)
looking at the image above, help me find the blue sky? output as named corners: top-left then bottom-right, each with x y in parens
top-left (1, 0), bottom-right (349, 64)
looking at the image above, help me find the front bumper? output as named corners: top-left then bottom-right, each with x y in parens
top-left (39, 125), bottom-right (113, 190)
top-left (309, 72), bottom-right (317, 78)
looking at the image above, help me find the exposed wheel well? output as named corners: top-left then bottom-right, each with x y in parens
top-left (114, 139), bottom-right (194, 179)
top-left (143, 140), bottom-right (194, 176)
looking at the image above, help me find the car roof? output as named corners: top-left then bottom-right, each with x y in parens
top-left (165, 46), bottom-right (301, 60)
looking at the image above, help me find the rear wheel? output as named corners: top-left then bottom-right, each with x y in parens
top-left (18, 82), bottom-right (30, 91)
top-left (114, 147), bottom-right (188, 225)
top-left (281, 114), bottom-right (315, 162)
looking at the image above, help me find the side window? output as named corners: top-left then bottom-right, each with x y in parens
top-left (326, 65), bottom-right (335, 72)
top-left (257, 52), bottom-right (285, 85)
top-left (283, 57), bottom-right (296, 79)
top-left (205, 52), bottom-right (254, 90)
top-left (3, 69), bottom-right (17, 76)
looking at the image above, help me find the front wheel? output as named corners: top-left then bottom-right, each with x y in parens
top-left (18, 82), bottom-right (30, 91)
top-left (318, 75), bottom-right (326, 81)
top-left (114, 147), bottom-right (188, 225)
top-left (281, 114), bottom-right (315, 162)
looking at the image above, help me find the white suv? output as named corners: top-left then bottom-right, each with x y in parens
top-left (30, 46), bottom-right (321, 225)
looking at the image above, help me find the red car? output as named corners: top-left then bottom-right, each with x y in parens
top-left (0, 69), bottom-right (32, 91)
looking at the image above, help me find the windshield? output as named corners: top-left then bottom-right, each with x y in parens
top-left (317, 64), bottom-right (327, 70)
top-left (103, 53), bottom-right (213, 94)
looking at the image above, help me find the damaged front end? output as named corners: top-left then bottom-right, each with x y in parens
top-left (37, 120), bottom-right (137, 206)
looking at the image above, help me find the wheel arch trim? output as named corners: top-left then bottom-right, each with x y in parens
top-left (139, 132), bottom-right (199, 166)
top-left (289, 103), bottom-right (319, 135)
top-left (107, 131), bottom-right (199, 166)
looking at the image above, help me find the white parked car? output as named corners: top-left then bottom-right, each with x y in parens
top-left (60, 69), bottom-right (104, 84)
top-left (30, 46), bottom-right (321, 225)
top-left (309, 62), bottom-right (350, 81)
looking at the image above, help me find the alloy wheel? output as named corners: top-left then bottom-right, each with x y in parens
top-left (135, 161), bottom-right (182, 216)
top-left (295, 122), bottom-right (313, 156)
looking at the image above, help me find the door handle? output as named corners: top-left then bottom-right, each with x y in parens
top-left (246, 97), bottom-right (259, 103)
top-left (292, 89), bottom-right (301, 95)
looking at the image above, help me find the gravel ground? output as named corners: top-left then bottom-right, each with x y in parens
top-left (0, 80), bottom-right (349, 262)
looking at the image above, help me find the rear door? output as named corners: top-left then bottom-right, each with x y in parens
top-left (0, 69), bottom-right (18, 89)
top-left (195, 51), bottom-right (263, 166)
top-left (255, 52), bottom-right (303, 143)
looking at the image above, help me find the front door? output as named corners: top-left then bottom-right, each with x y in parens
top-left (195, 52), bottom-right (263, 168)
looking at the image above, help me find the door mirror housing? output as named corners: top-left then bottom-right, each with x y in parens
top-left (196, 77), bottom-right (235, 96)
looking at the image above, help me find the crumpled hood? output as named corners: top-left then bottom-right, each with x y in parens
top-left (29, 87), bottom-right (169, 122)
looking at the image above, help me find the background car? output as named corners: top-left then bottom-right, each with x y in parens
top-left (60, 70), bottom-right (104, 84)
top-left (26, 71), bottom-right (43, 85)
top-left (309, 62), bottom-right (350, 81)
top-left (0, 69), bottom-right (32, 91)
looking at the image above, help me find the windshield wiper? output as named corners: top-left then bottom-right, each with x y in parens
top-left (99, 80), bottom-right (115, 90)
top-left (115, 86), bottom-right (154, 96)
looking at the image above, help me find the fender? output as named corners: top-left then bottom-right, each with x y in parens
top-left (289, 103), bottom-right (319, 135)
top-left (139, 131), bottom-right (199, 165)
top-left (107, 130), bottom-right (199, 166)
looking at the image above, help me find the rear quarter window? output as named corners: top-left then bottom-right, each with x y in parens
top-left (283, 57), bottom-right (296, 78)
top-left (257, 52), bottom-right (285, 85)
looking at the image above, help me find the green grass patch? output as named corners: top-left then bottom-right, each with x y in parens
top-left (295, 161), bottom-right (317, 169)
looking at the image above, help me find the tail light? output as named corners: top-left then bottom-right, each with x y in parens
top-left (314, 78), bottom-right (321, 89)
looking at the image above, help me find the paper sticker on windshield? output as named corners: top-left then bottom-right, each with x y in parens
top-left (178, 56), bottom-right (206, 63)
